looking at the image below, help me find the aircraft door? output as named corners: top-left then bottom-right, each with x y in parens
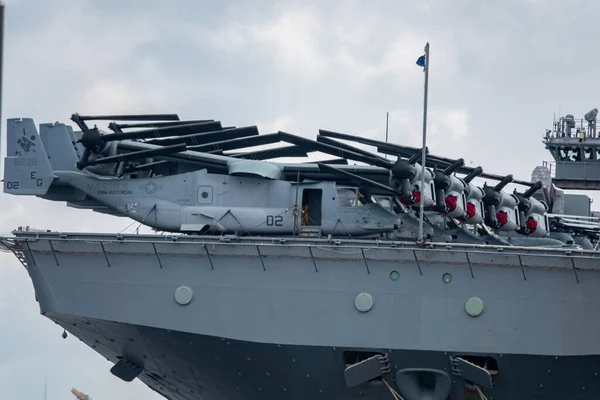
top-left (301, 189), bottom-right (322, 226)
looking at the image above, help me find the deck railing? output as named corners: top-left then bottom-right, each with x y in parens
top-left (548, 115), bottom-right (597, 139)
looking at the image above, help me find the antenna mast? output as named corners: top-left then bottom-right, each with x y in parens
top-left (418, 42), bottom-right (430, 243)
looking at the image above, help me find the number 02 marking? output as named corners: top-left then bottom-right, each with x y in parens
top-left (266, 215), bottom-right (283, 226)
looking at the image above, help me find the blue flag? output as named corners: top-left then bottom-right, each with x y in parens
top-left (416, 55), bottom-right (426, 71)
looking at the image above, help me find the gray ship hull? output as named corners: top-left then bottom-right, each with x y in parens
top-left (48, 313), bottom-right (600, 400)
top-left (3, 230), bottom-right (600, 399)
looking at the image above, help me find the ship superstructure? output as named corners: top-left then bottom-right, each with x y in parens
top-left (543, 109), bottom-right (600, 190)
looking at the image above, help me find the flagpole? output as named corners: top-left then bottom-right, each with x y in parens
top-left (385, 112), bottom-right (389, 159)
top-left (418, 42), bottom-right (429, 242)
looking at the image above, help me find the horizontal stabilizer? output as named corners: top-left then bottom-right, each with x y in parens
top-left (4, 118), bottom-right (54, 195)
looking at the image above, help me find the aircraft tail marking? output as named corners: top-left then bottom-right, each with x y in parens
top-left (4, 118), bottom-right (54, 195)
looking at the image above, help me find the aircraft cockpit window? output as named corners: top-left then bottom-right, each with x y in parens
top-left (337, 188), bottom-right (361, 207)
top-left (374, 196), bottom-right (392, 211)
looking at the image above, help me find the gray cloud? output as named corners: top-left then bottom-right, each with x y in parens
top-left (1, 0), bottom-right (599, 398)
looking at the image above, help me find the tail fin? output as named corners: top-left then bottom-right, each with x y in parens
top-left (4, 118), bottom-right (54, 195)
top-left (39, 122), bottom-right (79, 171)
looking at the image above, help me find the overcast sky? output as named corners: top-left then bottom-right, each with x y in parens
top-left (1, 0), bottom-right (599, 399)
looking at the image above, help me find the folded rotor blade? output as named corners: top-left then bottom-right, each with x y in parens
top-left (319, 129), bottom-right (431, 166)
top-left (205, 149), bottom-right (224, 155)
top-left (278, 132), bottom-right (393, 169)
top-left (105, 121), bottom-right (224, 142)
top-left (463, 166), bottom-right (483, 183)
top-left (72, 113), bottom-right (180, 131)
top-left (319, 129), bottom-right (394, 150)
top-left (187, 133), bottom-right (281, 152)
top-left (443, 158), bottom-right (465, 175)
top-left (376, 144), bottom-right (420, 159)
top-left (233, 145), bottom-right (308, 160)
top-left (317, 135), bottom-right (389, 163)
top-left (483, 172), bottom-right (532, 187)
top-left (377, 143), bottom-right (534, 186)
top-left (118, 142), bottom-right (230, 167)
top-left (76, 113), bottom-right (180, 122)
top-left (317, 163), bottom-right (402, 196)
top-left (493, 175), bottom-right (514, 191)
top-left (145, 126), bottom-right (258, 146)
top-left (305, 158), bottom-right (348, 165)
top-left (522, 181), bottom-right (543, 198)
top-left (87, 143), bottom-right (187, 166)
top-left (109, 120), bottom-right (213, 132)
top-left (123, 159), bottom-right (170, 173)
top-left (78, 122), bottom-right (224, 165)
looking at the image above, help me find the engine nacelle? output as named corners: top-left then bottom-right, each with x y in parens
top-left (461, 183), bottom-right (485, 225)
top-left (411, 165), bottom-right (435, 208)
top-left (443, 176), bottom-right (468, 219)
top-left (430, 158), bottom-right (466, 215)
top-left (492, 192), bottom-right (520, 232)
top-left (395, 164), bottom-right (435, 208)
top-left (516, 196), bottom-right (549, 237)
top-left (520, 213), bottom-right (549, 237)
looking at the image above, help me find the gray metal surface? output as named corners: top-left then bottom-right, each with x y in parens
top-left (46, 311), bottom-right (600, 400)
top-left (3, 231), bottom-right (600, 399)
top-left (563, 194), bottom-right (592, 216)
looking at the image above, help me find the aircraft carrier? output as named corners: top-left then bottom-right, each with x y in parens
top-left (2, 110), bottom-right (600, 400)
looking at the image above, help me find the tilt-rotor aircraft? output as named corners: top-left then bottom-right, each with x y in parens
top-left (4, 113), bottom-right (553, 246)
